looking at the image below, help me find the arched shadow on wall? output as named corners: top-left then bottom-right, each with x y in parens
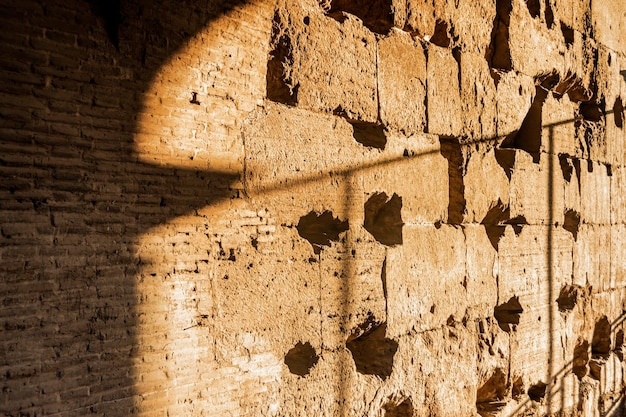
top-left (0, 1), bottom-right (246, 414)
top-left (0, 0), bottom-right (624, 415)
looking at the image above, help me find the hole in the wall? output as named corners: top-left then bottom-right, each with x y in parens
top-left (525, 0), bottom-right (540, 18)
top-left (296, 210), bottom-right (349, 254)
top-left (476, 368), bottom-right (509, 417)
top-left (481, 200), bottom-right (509, 251)
top-left (364, 192), bottom-right (403, 246)
top-left (573, 339), bottom-right (590, 379)
top-left (527, 381), bottom-right (547, 402)
top-left (580, 100), bottom-right (605, 122)
top-left (486, 0), bottom-right (513, 79)
top-left (561, 22), bottom-right (574, 47)
top-left (267, 13), bottom-right (299, 106)
top-left (614, 96), bottom-right (623, 128)
top-left (562, 209), bottom-right (580, 240)
top-left (430, 19), bottom-right (451, 48)
top-left (500, 86), bottom-right (548, 163)
top-left (383, 398), bottom-right (414, 417)
top-left (439, 138), bottom-right (466, 225)
top-left (350, 120), bottom-right (387, 149)
top-left (284, 341), bottom-right (319, 376)
top-left (544, 0), bottom-right (554, 28)
top-left (495, 148), bottom-right (516, 181)
top-left (327, 0), bottom-right (394, 34)
top-left (556, 284), bottom-right (579, 312)
top-left (189, 91), bottom-right (200, 105)
top-left (494, 295), bottom-right (523, 332)
top-left (591, 316), bottom-right (611, 356)
top-left (347, 322), bottom-right (397, 379)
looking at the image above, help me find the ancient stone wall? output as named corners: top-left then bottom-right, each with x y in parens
top-left (1, 0), bottom-right (625, 416)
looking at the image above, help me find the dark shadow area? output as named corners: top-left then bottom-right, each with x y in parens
top-left (544, 0), bottom-right (554, 29)
top-left (284, 341), bottom-right (319, 376)
top-left (476, 368), bottom-right (508, 417)
top-left (495, 148), bottom-right (516, 181)
top-left (0, 0), bottom-right (245, 414)
top-left (486, 0), bottom-right (513, 84)
top-left (267, 10), bottom-right (298, 106)
top-left (430, 19), bottom-right (451, 48)
top-left (363, 192), bottom-right (403, 246)
top-left (350, 120), bottom-right (387, 150)
top-left (500, 86), bottom-right (548, 163)
top-left (525, 0), bottom-right (540, 18)
top-left (439, 137), bottom-right (466, 225)
top-left (326, 0), bottom-right (394, 34)
top-left (614, 96), bottom-right (623, 128)
top-left (383, 397), bottom-right (414, 417)
top-left (556, 284), bottom-right (581, 312)
top-left (296, 210), bottom-right (349, 254)
top-left (592, 316), bottom-right (612, 356)
top-left (493, 295), bottom-right (523, 332)
top-left (480, 200), bottom-right (526, 251)
top-left (527, 381), bottom-right (547, 402)
top-left (562, 209), bottom-right (580, 240)
top-left (572, 339), bottom-right (590, 379)
top-left (560, 22), bottom-right (574, 47)
top-left (346, 321), bottom-right (397, 380)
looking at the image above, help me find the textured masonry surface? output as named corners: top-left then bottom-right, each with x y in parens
top-left (1, 0), bottom-right (626, 416)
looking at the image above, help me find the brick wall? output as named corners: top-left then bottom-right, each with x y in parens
top-left (1, 0), bottom-right (625, 416)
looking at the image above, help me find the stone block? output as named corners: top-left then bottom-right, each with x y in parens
top-left (496, 71), bottom-right (535, 137)
top-left (509, 151), bottom-right (565, 226)
top-left (450, 0), bottom-right (496, 54)
top-left (541, 92), bottom-right (577, 157)
top-left (464, 224), bottom-right (498, 318)
top-left (497, 225), bottom-right (573, 303)
top-left (591, 0), bottom-right (626, 54)
top-left (573, 224), bottom-right (611, 290)
top-left (361, 132), bottom-right (448, 225)
top-left (243, 104), bottom-right (368, 224)
top-left (463, 144), bottom-right (510, 223)
top-left (426, 44), bottom-right (463, 137)
top-left (377, 29), bottom-right (427, 134)
top-left (318, 226), bottom-right (387, 350)
top-left (589, 352), bottom-right (623, 396)
top-left (580, 161), bottom-right (611, 225)
top-left (508, 0), bottom-right (566, 77)
top-left (611, 166), bottom-right (626, 225)
top-left (385, 224), bottom-right (467, 337)
top-left (271, 1), bottom-right (378, 122)
top-left (460, 52), bottom-right (497, 140)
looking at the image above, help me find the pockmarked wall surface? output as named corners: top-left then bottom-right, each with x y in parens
top-left (1, 0), bottom-right (625, 416)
